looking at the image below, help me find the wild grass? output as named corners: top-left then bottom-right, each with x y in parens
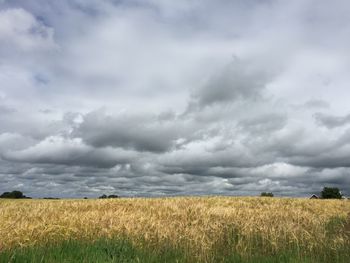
top-left (0, 197), bottom-right (349, 262)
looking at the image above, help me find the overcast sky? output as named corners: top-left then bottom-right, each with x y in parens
top-left (0, 0), bottom-right (350, 198)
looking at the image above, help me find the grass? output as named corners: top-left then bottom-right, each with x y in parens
top-left (1, 236), bottom-right (349, 263)
top-left (0, 197), bottom-right (349, 262)
top-left (0, 238), bottom-right (185, 263)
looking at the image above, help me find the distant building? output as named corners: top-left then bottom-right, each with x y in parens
top-left (310, 194), bottom-right (319, 199)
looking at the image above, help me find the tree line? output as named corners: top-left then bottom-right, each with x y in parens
top-left (0, 190), bottom-right (120, 199)
top-left (261, 187), bottom-right (345, 199)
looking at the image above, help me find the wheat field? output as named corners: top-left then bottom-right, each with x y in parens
top-left (0, 197), bottom-right (349, 261)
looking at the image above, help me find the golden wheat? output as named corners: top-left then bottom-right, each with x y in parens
top-left (0, 197), bottom-right (349, 257)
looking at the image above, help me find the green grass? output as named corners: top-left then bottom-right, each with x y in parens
top-left (0, 238), bottom-right (183, 263)
top-left (1, 236), bottom-right (349, 263)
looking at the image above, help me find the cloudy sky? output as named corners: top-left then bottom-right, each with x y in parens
top-left (0, 0), bottom-right (350, 198)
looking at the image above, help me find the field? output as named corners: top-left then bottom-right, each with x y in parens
top-left (0, 197), bottom-right (350, 262)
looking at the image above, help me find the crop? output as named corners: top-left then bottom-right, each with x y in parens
top-left (0, 197), bottom-right (349, 262)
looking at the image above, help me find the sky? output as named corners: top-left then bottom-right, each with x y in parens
top-left (0, 0), bottom-right (350, 198)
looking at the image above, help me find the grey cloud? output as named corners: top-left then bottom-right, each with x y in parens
top-left (157, 145), bottom-right (271, 177)
top-left (314, 112), bottom-right (350, 129)
top-left (2, 136), bottom-right (137, 168)
top-left (238, 113), bottom-right (287, 135)
top-left (0, 110), bottom-right (70, 141)
top-left (0, 8), bottom-right (56, 53)
top-left (76, 110), bottom-right (183, 153)
top-left (289, 148), bottom-right (350, 169)
top-left (157, 110), bottom-right (176, 122)
top-left (189, 59), bottom-right (269, 109)
top-left (0, 133), bottom-right (36, 152)
top-left (0, 104), bottom-right (16, 114)
top-left (303, 99), bottom-right (330, 109)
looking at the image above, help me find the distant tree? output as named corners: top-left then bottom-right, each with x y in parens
top-left (321, 187), bottom-right (342, 199)
top-left (99, 194), bottom-right (119, 199)
top-left (0, 192), bottom-right (11, 198)
top-left (107, 195), bottom-right (119, 199)
top-left (260, 192), bottom-right (274, 197)
top-left (0, 190), bottom-right (30, 199)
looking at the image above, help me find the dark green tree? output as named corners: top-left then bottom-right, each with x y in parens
top-left (99, 194), bottom-right (119, 199)
top-left (0, 190), bottom-right (28, 199)
top-left (260, 192), bottom-right (274, 197)
top-left (321, 187), bottom-right (342, 199)
top-left (107, 195), bottom-right (119, 199)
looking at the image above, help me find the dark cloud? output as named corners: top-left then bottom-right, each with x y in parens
top-left (314, 112), bottom-right (350, 129)
top-left (76, 110), bottom-right (183, 153)
top-left (2, 136), bottom-right (137, 168)
top-left (188, 59), bottom-right (269, 109)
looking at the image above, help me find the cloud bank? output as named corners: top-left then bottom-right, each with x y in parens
top-left (0, 0), bottom-right (350, 197)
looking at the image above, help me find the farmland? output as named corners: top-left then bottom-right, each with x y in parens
top-left (0, 197), bottom-right (349, 262)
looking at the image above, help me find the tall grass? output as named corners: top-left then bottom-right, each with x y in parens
top-left (0, 197), bottom-right (349, 262)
